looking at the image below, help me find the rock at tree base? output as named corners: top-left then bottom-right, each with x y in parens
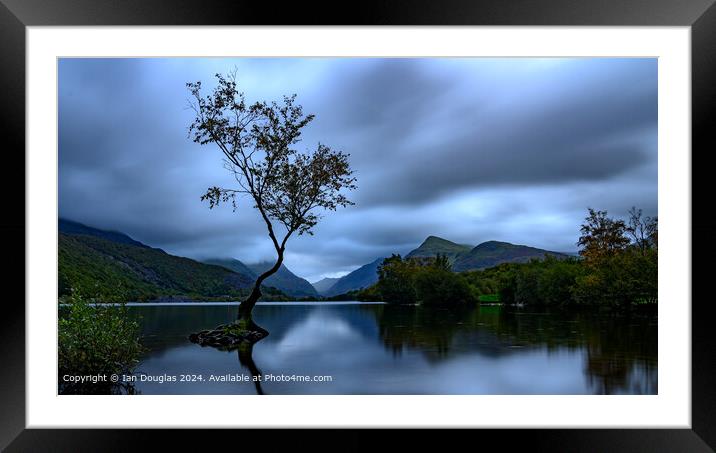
top-left (188, 323), bottom-right (268, 350)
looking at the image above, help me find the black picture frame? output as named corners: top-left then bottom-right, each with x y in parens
top-left (2, 0), bottom-right (714, 450)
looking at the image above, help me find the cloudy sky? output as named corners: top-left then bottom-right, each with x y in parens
top-left (58, 58), bottom-right (657, 282)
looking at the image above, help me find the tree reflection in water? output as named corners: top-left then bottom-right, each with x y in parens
top-left (371, 304), bottom-right (657, 394)
top-left (237, 341), bottom-right (266, 395)
top-left (129, 303), bottom-right (656, 395)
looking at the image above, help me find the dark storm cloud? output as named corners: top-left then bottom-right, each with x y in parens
top-left (313, 59), bottom-right (450, 137)
top-left (301, 58), bottom-right (657, 206)
top-left (58, 58), bottom-right (657, 280)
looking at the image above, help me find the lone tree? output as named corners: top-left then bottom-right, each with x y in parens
top-left (187, 71), bottom-right (356, 330)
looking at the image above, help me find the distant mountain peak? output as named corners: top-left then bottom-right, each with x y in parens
top-left (454, 240), bottom-right (568, 272)
top-left (472, 240), bottom-right (513, 250)
top-left (311, 277), bottom-right (341, 295)
top-left (422, 235), bottom-right (456, 245)
top-left (246, 261), bottom-right (318, 298)
top-left (322, 257), bottom-right (385, 297)
top-left (407, 235), bottom-right (472, 260)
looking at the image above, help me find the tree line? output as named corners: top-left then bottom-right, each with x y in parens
top-left (368, 207), bottom-right (657, 308)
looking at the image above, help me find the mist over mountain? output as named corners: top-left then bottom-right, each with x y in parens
top-left (204, 257), bottom-right (320, 298)
top-left (59, 219), bottom-right (571, 301)
top-left (202, 258), bottom-right (255, 280)
top-left (246, 262), bottom-right (319, 298)
top-left (311, 277), bottom-right (341, 295)
top-left (323, 258), bottom-right (385, 297)
top-left (59, 218), bottom-right (152, 249)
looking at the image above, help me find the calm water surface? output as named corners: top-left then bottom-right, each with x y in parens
top-left (127, 302), bottom-right (657, 395)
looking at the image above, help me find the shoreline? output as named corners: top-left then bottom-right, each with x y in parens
top-left (59, 300), bottom-right (387, 307)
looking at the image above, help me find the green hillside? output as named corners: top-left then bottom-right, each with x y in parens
top-left (452, 240), bottom-right (568, 272)
top-left (406, 236), bottom-right (472, 261)
top-left (58, 233), bottom-right (286, 302)
top-left (59, 218), bottom-right (151, 248)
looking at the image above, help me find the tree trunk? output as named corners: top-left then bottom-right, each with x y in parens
top-left (236, 250), bottom-right (284, 325)
top-left (236, 284), bottom-right (261, 325)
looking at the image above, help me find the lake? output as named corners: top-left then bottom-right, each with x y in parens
top-left (122, 302), bottom-right (657, 395)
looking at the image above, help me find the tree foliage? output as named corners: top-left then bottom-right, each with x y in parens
top-left (415, 268), bottom-right (474, 306)
top-left (377, 253), bottom-right (476, 305)
top-left (187, 70), bottom-right (356, 318)
top-left (187, 71), bottom-right (356, 239)
top-left (497, 207), bottom-right (658, 307)
top-left (377, 254), bottom-right (420, 304)
top-left (59, 291), bottom-right (144, 394)
top-left (372, 207), bottom-right (657, 309)
top-left (578, 208), bottom-right (631, 265)
top-left (574, 206), bottom-right (657, 306)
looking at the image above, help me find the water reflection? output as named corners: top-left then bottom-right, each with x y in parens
top-left (237, 342), bottom-right (265, 395)
top-left (126, 303), bottom-right (656, 395)
top-left (374, 305), bottom-right (474, 358)
top-left (369, 304), bottom-right (657, 394)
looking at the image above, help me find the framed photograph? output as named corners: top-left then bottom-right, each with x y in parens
top-left (3, 0), bottom-right (715, 450)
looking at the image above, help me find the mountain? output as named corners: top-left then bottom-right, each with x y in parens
top-left (404, 235), bottom-right (569, 272)
top-left (202, 258), bottom-right (255, 280)
top-left (59, 218), bottom-right (151, 249)
top-left (323, 258), bottom-right (384, 297)
top-left (246, 262), bottom-right (319, 298)
top-left (406, 235), bottom-right (472, 261)
top-left (452, 240), bottom-right (569, 272)
top-left (311, 277), bottom-right (340, 295)
top-left (58, 233), bottom-right (275, 302)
